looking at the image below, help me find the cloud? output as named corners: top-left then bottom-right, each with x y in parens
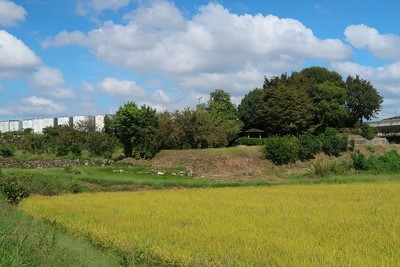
top-left (44, 1), bottom-right (352, 96)
top-left (19, 96), bottom-right (65, 115)
top-left (313, 4), bottom-right (329, 14)
top-left (30, 67), bottom-right (76, 99)
top-left (97, 77), bottom-right (145, 97)
top-left (75, 0), bottom-right (130, 15)
top-left (345, 24), bottom-right (400, 61)
top-left (0, 30), bottom-right (41, 78)
top-left (0, 0), bottom-right (26, 26)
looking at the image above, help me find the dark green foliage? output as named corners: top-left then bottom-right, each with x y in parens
top-left (235, 137), bottom-right (265, 146)
top-left (0, 143), bottom-right (16, 157)
top-left (85, 131), bottom-right (118, 158)
top-left (70, 144), bottom-right (83, 156)
top-left (298, 133), bottom-right (320, 161)
top-left (349, 139), bottom-right (355, 151)
top-left (238, 88), bottom-right (266, 130)
top-left (0, 177), bottom-right (29, 204)
top-left (320, 128), bottom-right (348, 156)
top-left (351, 151), bottom-right (368, 171)
top-left (259, 82), bottom-right (314, 136)
top-left (345, 75), bottom-right (383, 124)
top-left (23, 133), bottom-right (46, 154)
top-left (359, 123), bottom-right (377, 140)
top-left (56, 145), bottom-right (69, 157)
top-left (352, 150), bottom-right (400, 173)
top-left (263, 136), bottom-right (300, 165)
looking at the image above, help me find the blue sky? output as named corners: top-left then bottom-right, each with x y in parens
top-left (0, 0), bottom-right (399, 120)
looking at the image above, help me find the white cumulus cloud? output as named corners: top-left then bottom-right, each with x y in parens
top-left (43, 1), bottom-right (352, 97)
top-left (345, 24), bottom-right (400, 61)
top-left (0, 0), bottom-right (26, 26)
top-left (30, 67), bottom-right (76, 99)
top-left (97, 77), bottom-right (145, 97)
top-left (0, 30), bottom-right (41, 78)
top-left (19, 96), bottom-right (65, 115)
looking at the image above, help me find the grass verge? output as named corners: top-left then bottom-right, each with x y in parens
top-left (0, 194), bottom-right (122, 267)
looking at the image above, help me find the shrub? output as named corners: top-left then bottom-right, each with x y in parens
top-left (349, 139), bottom-right (355, 151)
top-left (360, 123), bottom-right (377, 140)
top-left (320, 128), bottom-right (348, 156)
top-left (70, 144), bottom-right (83, 157)
top-left (235, 137), bottom-right (265, 146)
top-left (312, 160), bottom-right (351, 177)
top-left (0, 143), bottom-right (16, 157)
top-left (56, 145), bottom-right (70, 157)
top-left (351, 150), bottom-right (367, 170)
top-left (263, 136), bottom-right (299, 165)
top-left (298, 133), bottom-right (320, 161)
top-left (85, 132), bottom-right (118, 158)
top-left (0, 178), bottom-right (29, 204)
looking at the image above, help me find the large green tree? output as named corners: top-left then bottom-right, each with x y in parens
top-left (113, 102), bottom-right (160, 158)
top-left (207, 89), bottom-right (238, 120)
top-left (310, 81), bottom-right (349, 132)
top-left (238, 88), bottom-right (265, 130)
top-left (345, 75), bottom-right (383, 124)
top-left (258, 82), bottom-right (314, 136)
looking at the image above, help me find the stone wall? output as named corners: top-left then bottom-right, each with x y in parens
top-left (0, 159), bottom-right (113, 168)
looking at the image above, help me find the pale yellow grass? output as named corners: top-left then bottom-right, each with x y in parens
top-left (20, 183), bottom-right (400, 266)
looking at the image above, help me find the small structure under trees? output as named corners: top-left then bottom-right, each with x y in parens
top-left (241, 128), bottom-right (265, 138)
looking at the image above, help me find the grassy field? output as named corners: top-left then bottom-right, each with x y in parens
top-left (20, 182), bottom-right (400, 266)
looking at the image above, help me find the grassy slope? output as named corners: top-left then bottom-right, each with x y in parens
top-left (0, 194), bottom-right (121, 267)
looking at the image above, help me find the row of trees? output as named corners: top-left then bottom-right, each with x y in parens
top-left (108, 67), bottom-right (382, 158)
top-left (238, 67), bottom-right (383, 135)
top-left (0, 66), bottom-right (383, 160)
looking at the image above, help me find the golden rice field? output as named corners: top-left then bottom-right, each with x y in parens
top-left (20, 183), bottom-right (400, 266)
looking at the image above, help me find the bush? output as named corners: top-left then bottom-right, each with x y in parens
top-left (320, 128), bottom-right (348, 156)
top-left (85, 132), bottom-right (118, 158)
top-left (70, 144), bottom-right (83, 157)
top-left (56, 145), bottom-right (70, 157)
top-left (351, 150), bottom-right (367, 170)
top-left (366, 150), bottom-right (400, 173)
top-left (298, 133), bottom-right (320, 161)
top-left (0, 177), bottom-right (29, 204)
top-left (0, 143), bottom-right (16, 157)
top-left (360, 123), bottom-right (377, 140)
top-left (311, 160), bottom-right (350, 177)
top-left (263, 136), bottom-right (299, 165)
top-left (235, 137), bottom-right (265, 146)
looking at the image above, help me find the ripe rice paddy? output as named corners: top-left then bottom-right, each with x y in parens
top-left (20, 183), bottom-right (400, 266)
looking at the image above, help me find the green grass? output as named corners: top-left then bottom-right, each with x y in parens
top-left (0, 194), bottom-right (121, 267)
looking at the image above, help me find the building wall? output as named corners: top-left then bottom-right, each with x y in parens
top-left (73, 115), bottom-right (95, 128)
top-left (22, 119), bottom-right (33, 130)
top-left (32, 118), bottom-right (56, 134)
top-left (9, 120), bottom-right (22, 132)
top-left (95, 114), bottom-right (114, 132)
top-left (58, 116), bottom-right (72, 127)
top-left (0, 121), bottom-right (9, 133)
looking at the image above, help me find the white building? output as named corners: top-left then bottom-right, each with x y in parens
top-left (32, 118), bottom-right (56, 134)
top-left (57, 116), bottom-right (72, 127)
top-left (73, 115), bottom-right (95, 127)
top-left (22, 119), bottom-right (33, 131)
top-left (0, 121), bottom-right (9, 133)
top-left (9, 120), bottom-right (22, 131)
top-left (95, 114), bottom-right (114, 132)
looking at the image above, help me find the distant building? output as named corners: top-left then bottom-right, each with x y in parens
top-left (95, 114), bottom-right (114, 132)
top-left (9, 120), bottom-right (22, 132)
top-left (0, 121), bottom-right (9, 133)
top-left (32, 118), bottom-right (57, 134)
top-left (22, 119), bottom-right (34, 131)
top-left (58, 116), bottom-right (73, 127)
top-left (73, 115), bottom-right (95, 128)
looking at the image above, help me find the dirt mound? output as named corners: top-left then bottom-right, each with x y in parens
top-left (122, 146), bottom-right (279, 182)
